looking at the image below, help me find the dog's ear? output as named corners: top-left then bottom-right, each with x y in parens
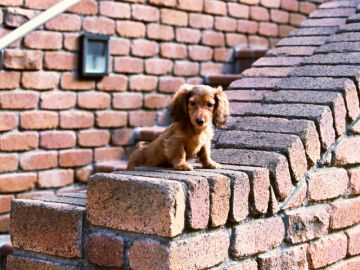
top-left (170, 84), bottom-right (193, 123)
top-left (213, 86), bottom-right (230, 128)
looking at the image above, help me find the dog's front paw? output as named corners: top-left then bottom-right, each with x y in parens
top-left (175, 162), bottom-right (193, 171)
top-left (203, 160), bottom-right (221, 169)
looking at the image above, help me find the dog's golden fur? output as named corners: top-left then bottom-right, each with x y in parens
top-left (126, 84), bottom-right (229, 171)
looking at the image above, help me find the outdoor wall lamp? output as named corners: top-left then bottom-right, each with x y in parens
top-left (80, 33), bottom-right (110, 78)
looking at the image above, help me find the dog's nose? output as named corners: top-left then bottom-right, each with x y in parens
top-left (196, 118), bottom-right (204, 126)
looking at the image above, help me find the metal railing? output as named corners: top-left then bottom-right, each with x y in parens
top-left (0, 0), bottom-right (82, 50)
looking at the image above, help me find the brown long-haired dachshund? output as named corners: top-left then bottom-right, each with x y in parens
top-left (127, 84), bottom-right (229, 171)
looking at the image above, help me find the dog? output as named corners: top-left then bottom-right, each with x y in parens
top-left (126, 84), bottom-right (229, 171)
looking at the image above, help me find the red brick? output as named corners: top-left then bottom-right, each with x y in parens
top-left (129, 230), bottom-right (229, 269)
top-left (228, 3), bottom-right (249, 18)
top-left (346, 225), bottom-right (360, 256)
top-left (131, 40), bottom-right (159, 57)
top-left (215, 17), bottom-right (237, 32)
top-left (99, 1), bottom-right (130, 19)
top-left (279, 25), bottom-right (295, 37)
top-left (114, 57), bottom-right (144, 74)
top-left (160, 43), bottom-right (187, 59)
top-left (24, 31), bottom-right (62, 50)
top-left (0, 213), bottom-right (10, 232)
top-left (174, 61), bottom-right (199, 76)
top-left (0, 132), bottom-right (37, 151)
top-left (349, 167), bottom-right (360, 195)
top-left (97, 75), bottom-right (127, 92)
top-left (290, 13), bottom-right (307, 26)
top-left (64, 33), bottom-right (79, 51)
top-left (0, 91), bottom-right (38, 109)
top-left (6, 255), bottom-right (78, 270)
top-left (40, 131), bottom-right (76, 150)
top-left (161, 9), bottom-right (187, 26)
top-left (201, 62), bottom-right (223, 75)
top-left (259, 22), bottom-right (278, 36)
top-left (204, 0), bottom-right (227, 15)
top-left (59, 149), bottom-right (93, 167)
top-left (40, 92), bottom-right (76, 110)
top-left (226, 33), bottom-right (247, 47)
top-left (262, 0), bottom-right (280, 8)
top-left (145, 58), bottom-right (173, 75)
top-left (4, 49), bottom-right (42, 70)
top-left (129, 111), bottom-right (156, 127)
top-left (3, 8), bottom-right (35, 28)
top-left (45, 14), bottom-right (81, 32)
top-left (94, 147), bottom-right (125, 162)
top-left (232, 217), bottom-right (285, 257)
top-left (20, 111), bottom-right (58, 130)
top-left (96, 111), bottom-right (127, 128)
top-left (76, 165), bottom-right (93, 183)
top-left (0, 154), bottom-right (17, 173)
top-left (258, 244), bottom-right (308, 270)
top-left (60, 111), bottom-right (94, 129)
top-left (214, 48), bottom-right (233, 62)
top-left (112, 128), bottom-right (135, 146)
top-left (249, 36), bottom-right (269, 48)
top-left (281, 0), bottom-right (299, 11)
top-left (130, 75), bottom-right (158, 91)
top-left (237, 20), bottom-right (258, 34)
top-left (132, 4), bottom-right (159, 22)
top-left (11, 199), bottom-right (84, 258)
top-left (83, 16), bottom-right (115, 35)
top-left (144, 94), bottom-right (171, 109)
top-left (0, 113), bottom-right (17, 132)
top-left (176, 28), bottom-right (201, 44)
top-left (68, 0), bottom-right (97, 15)
top-left (178, 0), bottom-right (203, 11)
top-left (0, 0), bottom-right (22, 6)
top-left (159, 76), bottom-right (185, 93)
top-left (110, 37), bottom-right (130, 56)
top-left (334, 137), bottom-right (360, 165)
top-left (116, 21), bottom-right (146, 38)
top-left (330, 197), bottom-right (360, 229)
top-left (44, 52), bottom-right (76, 71)
top-left (285, 205), bottom-right (330, 244)
top-left (308, 233), bottom-right (347, 269)
top-left (22, 71), bottom-right (59, 90)
top-left (86, 232), bottom-right (125, 268)
top-left (202, 30), bottom-right (225, 47)
top-left (300, 2), bottom-right (316, 15)
top-left (78, 92), bottom-right (110, 109)
top-left (113, 92), bottom-right (143, 109)
top-left (147, 23), bottom-right (174, 41)
top-left (61, 73), bottom-right (95, 90)
top-left (0, 173), bottom-right (36, 192)
top-left (270, 9), bottom-right (289, 24)
top-left (189, 13), bottom-right (213, 29)
top-left (0, 71), bottom-right (20, 89)
top-left (20, 151), bottom-right (57, 171)
top-left (88, 173), bottom-right (185, 237)
top-left (78, 130), bottom-right (110, 147)
top-left (0, 195), bottom-right (14, 214)
top-left (24, 0), bottom-right (59, 9)
top-left (38, 169), bottom-right (74, 188)
top-left (250, 6), bottom-right (269, 21)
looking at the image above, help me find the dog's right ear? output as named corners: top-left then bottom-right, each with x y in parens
top-left (170, 84), bottom-right (193, 123)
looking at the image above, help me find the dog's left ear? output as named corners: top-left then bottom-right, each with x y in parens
top-left (170, 84), bottom-right (193, 124)
top-left (213, 86), bottom-right (230, 128)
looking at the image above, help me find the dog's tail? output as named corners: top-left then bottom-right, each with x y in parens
top-left (126, 142), bottom-right (147, 170)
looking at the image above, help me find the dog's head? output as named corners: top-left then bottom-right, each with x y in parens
top-left (170, 84), bottom-right (229, 130)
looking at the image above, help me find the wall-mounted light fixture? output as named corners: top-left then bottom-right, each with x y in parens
top-left (81, 33), bottom-right (110, 78)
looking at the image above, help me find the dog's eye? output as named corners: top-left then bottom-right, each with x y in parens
top-left (190, 101), bottom-right (196, 107)
top-left (207, 102), bottom-right (214, 108)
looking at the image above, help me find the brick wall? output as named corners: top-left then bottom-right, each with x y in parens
top-left (0, 0), bottom-right (324, 236)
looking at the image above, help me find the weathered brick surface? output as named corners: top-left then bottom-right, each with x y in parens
top-left (330, 197), bottom-right (360, 229)
top-left (11, 199), bottom-right (84, 258)
top-left (334, 137), bottom-right (360, 165)
top-left (87, 173), bottom-right (185, 237)
top-left (38, 170), bottom-right (74, 188)
top-left (6, 255), bottom-right (78, 270)
top-left (346, 225), bottom-right (360, 256)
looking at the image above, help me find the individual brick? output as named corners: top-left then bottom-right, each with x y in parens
top-left (250, 6), bottom-right (269, 21)
top-left (0, 173), bottom-right (36, 193)
top-left (76, 165), bottom-right (93, 183)
top-left (232, 217), bottom-right (285, 258)
top-left (22, 71), bottom-right (59, 90)
top-left (307, 168), bottom-right (348, 202)
top-left (129, 229), bottom-right (229, 269)
top-left (189, 13), bottom-right (213, 29)
top-left (109, 37), bottom-right (130, 56)
top-left (94, 147), bottom-right (125, 162)
top-left (6, 255), bottom-right (78, 270)
top-left (144, 94), bottom-right (171, 109)
top-left (0, 113), bottom-right (17, 132)
top-left (349, 167), bottom-right (360, 195)
top-left (214, 17), bottom-right (237, 32)
top-left (160, 43), bottom-right (187, 59)
top-left (258, 244), bottom-right (308, 270)
top-left (78, 92), bottom-right (111, 109)
top-left (0, 132), bottom-right (38, 151)
top-left (20, 151), bottom-right (57, 171)
top-left (60, 111), bottom-right (94, 129)
top-left (96, 111), bottom-right (127, 128)
top-left (59, 149), bottom-right (93, 168)
top-left (78, 130), bottom-right (110, 147)
top-left (20, 111), bottom-right (58, 130)
top-left (159, 76), bottom-right (185, 93)
top-left (3, 49), bottom-right (42, 70)
top-left (334, 137), bottom-right (360, 165)
top-left (285, 204), bottom-right (330, 244)
top-left (40, 92), bottom-right (76, 110)
top-left (161, 9), bottom-right (187, 26)
top-left (228, 3), bottom-right (249, 18)
top-left (0, 213), bottom-right (10, 232)
top-left (174, 61), bottom-right (199, 76)
top-left (112, 129), bottom-right (135, 146)
top-left (61, 73), bottom-right (95, 90)
top-left (131, 40), bottom-right (159, 57)
top-left (202, 30), bottom-right (225, 47)
top-left (68, 0), bottom-right (97, 15)
top-left (0, 91), bottom-right (39, 109)
top-left (0, 71), bottom-right (20, 89)
top-left (178, 0), bottom-right (203, 12)
top-left (86, 232), bottom-right (124, 268)
top-left (83, 16), bottom-right (115, 35)
top-left (330, 197), bottom-right (360, 229)
top-left (271, 9), bottom-right (289, 23)
top-left (324, 257), bottom-right (360, 270)
top-left (97, 75), bottom-right (127, 92)
top-left (63, 33), bottom-right (80, 51)
top-left (189, 45), bottom-right (213, 61)
top-left (114, 57), bottom-right (143, 74)
top-left (145, 58), bottom-right (173, 75)
top-left (176, 28), bottom-right (201, 44)
top-left (346, 225), bottom-right (360, 256)
top-left (147, 23), bottom-right (174, 41)
top-left (99, 1), bottom-right (130, 19)
top-left (237, 20), bottom-right (258, 34)
top-left (308, 233), bottom-right (347, 269)
top-left (214, 48), bottom-right (233, 62)
top-left (87, 173), bottom-right (185, 237)
top-left (0, 0), bottom-right (22, 6)
top-left (259, 22), bottom-right (278, 37)
top-left (38, 169), bottom-right (74, 188)
top-left (44, 52), bottom-right (76, 71)
top-left (40, 131), bottom-right (76, 150)
top-left (129, 75), bottom-right (158, 91)
top-left (204, 0), bottom-right (226, 15)
top-left (132, 4), bottom-right (159, 22)
top-left (24, 31), bottom-right (62, 50)
top-left (11, 199), bottom-right (85, 258)
top-left (0, 154), bottom-right (17, 173)
top-left (45, 13), bottom-right (81, 32)
top-left (281, 0), bottom-right (298, 11)
top-left (113, 92), bottom-right (142, 109)
top-left (116, 20), bottom-right (146, 38)
top-left (129, 111), bottom-right (156, 127)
